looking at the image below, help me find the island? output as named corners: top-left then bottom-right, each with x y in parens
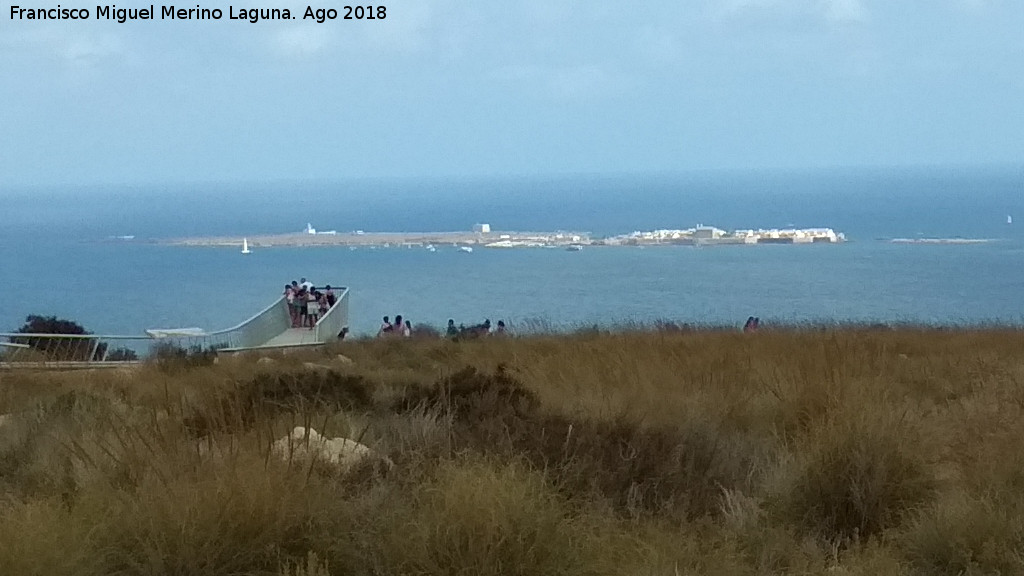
top-left (157, 223), bottom-right (846, 249)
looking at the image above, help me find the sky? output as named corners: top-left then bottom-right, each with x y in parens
top-left (0, 0), bottom-right (1022, 186)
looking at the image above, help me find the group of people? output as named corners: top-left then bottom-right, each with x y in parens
top-left (447, 318), bottom-right (507, 339)
top-left (283, 278), bottom-right (337, 329)
top-left (375, 315), bottom-right (509, 339)
top-left (378, 315), bottom-right (413, 338)
top-left (743, 316), bottom-right (761, 333)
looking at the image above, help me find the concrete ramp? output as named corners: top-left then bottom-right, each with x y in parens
top-left (259, 328), bottom-right (325, 348)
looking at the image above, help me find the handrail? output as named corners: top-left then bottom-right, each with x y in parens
top-left (206, 295), bottom-right (287, 336)
top-left (314, 287), bottom-right (350, 342)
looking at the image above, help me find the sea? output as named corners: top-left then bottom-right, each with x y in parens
top-left (3, 166), bottom-right (1023, 336)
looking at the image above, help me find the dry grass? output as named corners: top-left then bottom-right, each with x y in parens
top-left (1, 328), bottom-right (1023, 575)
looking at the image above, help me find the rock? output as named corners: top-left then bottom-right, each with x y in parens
top-left (257, 357), bottom-right (275, 366)
top-left (272, 426), bottom-right (393, 474)
top-left (335, 354), bottom-right (354, 365)
top-left (303, 362), bottom-right (332, 371)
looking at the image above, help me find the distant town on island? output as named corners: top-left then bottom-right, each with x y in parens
top-left (158, 222), bottom-right (847, 250)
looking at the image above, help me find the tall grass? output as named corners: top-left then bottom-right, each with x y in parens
top-left (1, 328), bottom-right (1023, 574)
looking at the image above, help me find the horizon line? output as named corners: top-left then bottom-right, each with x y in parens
top-left (2, 161), bottom-right (1022, 192)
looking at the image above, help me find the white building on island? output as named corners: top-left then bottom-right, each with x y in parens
top-left (473, 223), bottom-right (491, 233)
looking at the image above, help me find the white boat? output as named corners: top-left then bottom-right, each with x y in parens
top-left (459, 246), bottom-right (473, 253)
top-left (241, 238), bottom-right (251, 254)
top-left (566, 244), bottom-right (583, 252)
top-left (426, 244), bottom-right (436, 252)
top-left (1008, 215), bottom-right (1013, 225)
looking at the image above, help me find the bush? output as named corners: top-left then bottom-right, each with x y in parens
top-left (904, 495), bottom-right (1024, 576)
top-left (14, 315), bottom-right (89, 337)
top-left (775, 416), bottom-right (936, 543)
top-left (412, 323), bottom-right (441, 338)
top-left (375, 459), bottom-right (597, 576)
top-left (150, 342), bottom-right (217, 372)
top-left (105, 347), bottom-right (138, 361)
top-left (395, 365), bottom-right (747, 521)
top-left (183, 368), bottom-right (374, 437)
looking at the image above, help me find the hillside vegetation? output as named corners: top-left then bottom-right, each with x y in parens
top-left (2, 328), bottom-right (1023, 575)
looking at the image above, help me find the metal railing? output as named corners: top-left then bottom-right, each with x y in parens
top-left (0, 332), bottom-right (176, 367)
top-left (0, 286), bottom-right (350, 367)
top-left (314, 287), bottom-right (350, 343)
top-left (202, 295), bottom-right (292, 350)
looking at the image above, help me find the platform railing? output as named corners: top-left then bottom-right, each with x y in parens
top-left (314, 287), bottom-right (350, 343)
top-left (0, 333), bottom-right (174, 367)
top-left (202, 295), bottom-right (291, 350)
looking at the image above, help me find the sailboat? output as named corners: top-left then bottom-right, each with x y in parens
top-left (1008, 215), bottom-right (1013, 225)
top-left (241, 238), bottom-right (251, 254)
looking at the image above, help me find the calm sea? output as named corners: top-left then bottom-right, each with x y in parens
top-left (3, 167), bottom-right (1023, 335)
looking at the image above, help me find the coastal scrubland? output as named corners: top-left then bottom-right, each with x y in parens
top-left (2, 327), bottom-right (1024, 575)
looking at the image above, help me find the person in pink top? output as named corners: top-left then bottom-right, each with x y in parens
top-left (284, 285), bottom-right (297, 327)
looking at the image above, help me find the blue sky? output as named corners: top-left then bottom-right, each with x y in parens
top-left (0, 0), bottom-right (1021, 185)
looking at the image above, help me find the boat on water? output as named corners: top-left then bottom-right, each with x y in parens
top-left (426, 244), bottom-right (436, 252)
top-left (566, 244), bottom-right (583, 252)
top-left (241, 238), bottom-right (251, 254)
top-left (1008, 215), bottom-right (1013, 225)
top-left (459, 246), bottom-right (473, 253)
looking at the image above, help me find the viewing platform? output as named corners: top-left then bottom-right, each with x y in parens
top-left (0, 286), bottom-right (349, 368)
